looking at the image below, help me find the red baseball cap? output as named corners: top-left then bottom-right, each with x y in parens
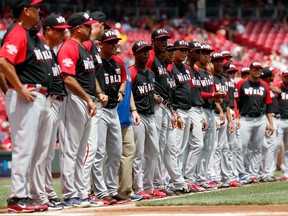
top-left (250, 61), bottom-right (263, 69)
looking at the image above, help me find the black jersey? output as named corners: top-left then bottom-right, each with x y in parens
top-left (0, 22), bottom-right (52, 88)
top-left (213, 73), bottom-right (229, 112)
top-left (146, 50), bottom-right (170, 101)
top-left (197, 67), bottom-right (215, 109)
top-left (58, 39), bottom-right (96, 96)
top-left (187, 64), bottom-right (204, 107)
top-left (167, 62), bottom-right (192, 110)
top-left (277, 84), bottom-right (288, 118)
top-left (223, 72), bottom-right (235, 108)
top-left (266, 87), bottom-right (279, 114)
top-left (130, 65), bottom-right (155, 114)
top-left (83, 39), bottom-right (103, 73)
top-left (237, 78), bottom-right (272, 116)
top-left (96, 55), bottom-right (127, 109)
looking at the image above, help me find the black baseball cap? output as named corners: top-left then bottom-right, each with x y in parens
top-left (166, 42), bottom-right (174, 51)
top-left (132, 40), bottom-right (152, 53)
top-left (221, 50), bottom-right (232, 58)
top-left (250, 61), bottom-right (263, 69)
top-left (90, 11), bottom-right (110, 29)
top-left (188, 41), bottom-right (201, 50)
top-left (227, 64), bottom-right (238, 73)
top-left (170, 40), bottom-right (190, 51)
top-left (151, 29), bottom-right (171, 40)
top-left (241, 67), bottom-right (250, 74)
top-left (200, 43), bottom-right (214, 53)
top-left (43, 15), bottom-right (71, 29)
top-left (68, 12), bottom-right (97, 28)
top-left (100, 29), bottom-right (121, 42)
top-left (261, 67), bottom-right (273, 78)
top-left (210, 52), bottom-right (224, 61)
top-left (11, 0), bottom-right (42, 11)
top-left (282, 70), bottom-right (288, 77)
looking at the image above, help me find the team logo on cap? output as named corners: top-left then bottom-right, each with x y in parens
top-left (193, 42), bottom-right (201, 47)
top-left (201, 44), bottom-right (213, 50)
top-left (221, 50), bottom-right (231, 56)
top-left (156, 29), bottom-right (168, 34)
top-left (83, 13), bottom-right (90, 20)
top-left (211, 52), bottom-right (223, 58)
top-left (136, 40), bottom-right (148, 47)
top-left (6, 44), bottom-right (18, 55)
top-left (229, 64), bottom-right (236, 69)
top-left (178, 40), bottom-right (189, 46)
top-left (241, 67), bottom-right (250, 72)
top-left (104, 30), bottom-right (116, 37)
top-left (56, 16), bottom-right (66, 24)
top-left (251, 62), bottom-right (262, 67)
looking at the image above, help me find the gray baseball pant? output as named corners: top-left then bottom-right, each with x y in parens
top-left (59, 94), bottom-right (92, 200)
top-left (240, 115), bottom-right (266, 178)
top-left (276, 118), bottom-right (288, 177)
top-left (91, 107), bottom-right (122, 198)
top-left (196, 108), bottom-right (216, 185)
top-left (184, 106), bottom-right (204, 183)
top-left (133, 113), bottom-right (159, 194)
top-left (6, 89), bottom-right (52, 200)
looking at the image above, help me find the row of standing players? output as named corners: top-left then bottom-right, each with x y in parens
top-left (0, 0), bottom-right (288, 213)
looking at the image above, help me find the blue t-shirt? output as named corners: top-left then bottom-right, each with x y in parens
top-left (117, 64), bottom-right (132, 126)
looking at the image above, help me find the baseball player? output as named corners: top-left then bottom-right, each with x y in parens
top-left (130, 40), bottom-right (165, 199)
top-left (0, 0), bottom-right (53, 212)
top-left (237, 61), bottom-right (273, 183)
top-left (241, 67), bottom-right (250, 79)
top-left (41, 15), bottom-right (71, 210)
top-left (90, 29), bottom-right (128, 204)
top-left (183, 41), bottom-right (206, 192)
top-left (273, 69), bottom-right (288, 181)
top-left (82, 11), bottom-right (108, 203)
top-left (259, 67), bottom-right (279, 182)
top-left (146, 29), bottom-right (175, 196)
top-left (152, 41), bottom-right (192, 195)
top-left (194, 44), bottom-right (225, 190)
top-left (57, 12), bottom-right (98, 207)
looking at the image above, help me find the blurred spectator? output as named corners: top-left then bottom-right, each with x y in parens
top-left (0, 121), bottom-right (9, 142)
top-left (0, 121), bottom-right (11, 151)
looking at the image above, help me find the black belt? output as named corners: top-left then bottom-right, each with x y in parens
top-left (51, 94), bottom-right (65, 102)
top-left (241, 113), bottom-right (262, 117)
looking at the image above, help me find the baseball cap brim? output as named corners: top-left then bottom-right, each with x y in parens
top-left (83, 20), bottom-right (98, 25)
top-left (30, 0), bottom-right (43, 5)
top-left (52, 24), bottom-right (72, 29)
top-left (101, 38), bottom-right (122, 43)
top-left (170, 46), bottom-right (191, 51)
top-left (154, 35), bottom-right (171, 39)
top-left (134, 45), bottom-right (152, 53)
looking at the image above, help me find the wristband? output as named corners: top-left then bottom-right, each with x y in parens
top-left (119, 90), bottom-right (125, 97)
top-left (97, 92), bottom-right (105, 96)
top-left (130, 109), bottom-right (137, 113)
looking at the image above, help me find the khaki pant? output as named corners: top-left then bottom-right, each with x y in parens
top-left (118, 125), bottom-right (135, 196)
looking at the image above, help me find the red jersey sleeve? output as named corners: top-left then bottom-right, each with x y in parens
top-left (57, 40), bottom-right (79, 76)
top-left (113, 55), bottom-right (127, 83)
top-left (129, 65), bottom-right (137, 87)
top-left (0, 24), bottom-right (27, 65)
top-left (146, 49), bottom-right (155, 70)
top-left (261, 80), bottom-right (272, 104)
top-left (83, 40), bottom-right (92, 52)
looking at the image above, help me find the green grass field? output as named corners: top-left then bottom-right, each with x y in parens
top-left (137, 181), bottom-right (288, 206)
top-left (0, 173), bottom-right (287, 209)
